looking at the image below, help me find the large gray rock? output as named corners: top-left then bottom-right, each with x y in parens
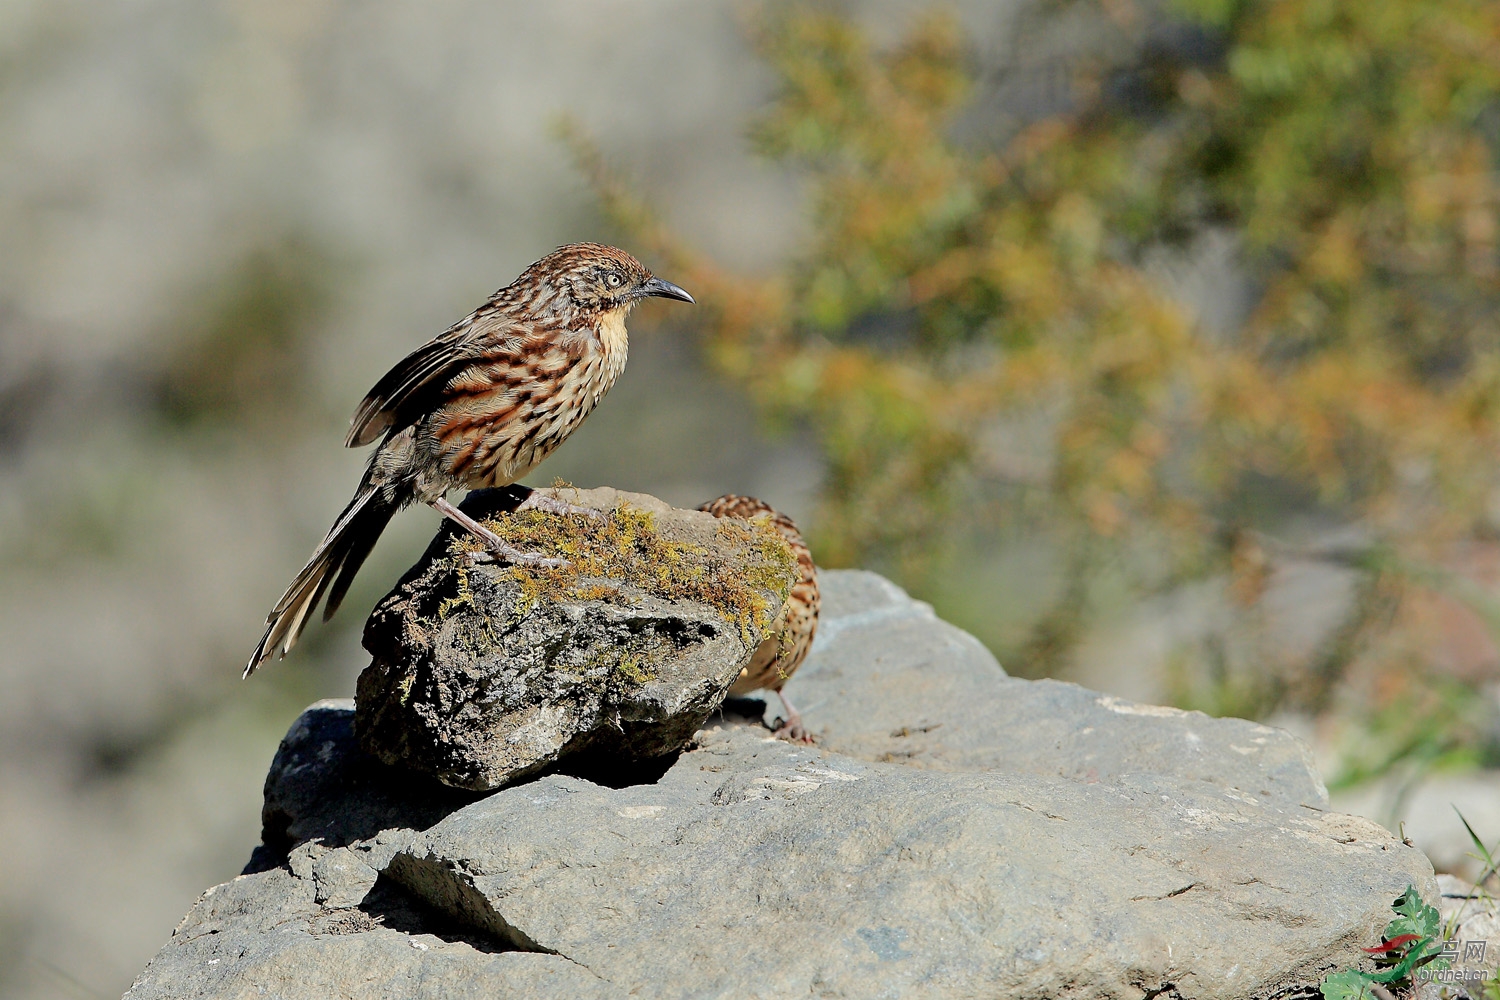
top-left (128, 571), bottom-right (1435, 1000)
top-left (355, 486), bottom-right (798, 791)
top-left (123, 865), bottom-right (619, 1000)
top-left (385, 725), bottom-right (1421, 998)
top-left (754, 571), bottom-right (1330, 808)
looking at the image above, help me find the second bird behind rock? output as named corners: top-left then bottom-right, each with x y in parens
top-left (246, 243), bottom-right (694, 677)
top-left (699, 494), bottom-right (821, 742)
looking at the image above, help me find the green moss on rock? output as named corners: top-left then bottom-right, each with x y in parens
top-left (443, 500), bottom-right (796, 644)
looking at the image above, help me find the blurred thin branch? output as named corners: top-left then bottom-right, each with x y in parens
top-left (567, 1), bottom-right (1500, 759)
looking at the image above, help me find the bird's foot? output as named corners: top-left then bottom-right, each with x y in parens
top-left (496, 544), bottom-right (567, 569)
top-left (468, 538), bottom-right (568, 569)
top-left (772, 716), bottom-right (814, 744)
top-left (431, 496), bottom-right (568, 570)
top-left (518, 490), bottom-right (607, 521)
top-left (772, 691), bottom-right (815, 744)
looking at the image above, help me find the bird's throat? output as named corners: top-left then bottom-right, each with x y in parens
top-left (596, 304), bottom-right (632, 359)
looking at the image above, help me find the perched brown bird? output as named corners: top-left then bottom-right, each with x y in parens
top-left (699, 494), bottom-right (820, 741)
top-left (246, 243), bottom-right (693, 677)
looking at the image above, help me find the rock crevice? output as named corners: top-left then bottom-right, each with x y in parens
top-left (381, 852), bottom-right (555, 956)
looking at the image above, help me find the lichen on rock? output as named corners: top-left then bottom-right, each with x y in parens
top-left (354, 485), bottom-right (799, 791)
top-left (455, 494), bottom-right (795, 644)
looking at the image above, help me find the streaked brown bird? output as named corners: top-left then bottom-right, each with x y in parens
top-left (699, 494), bottom-right (820, 742)
top-left (246, 243), bottom-right (694, 677)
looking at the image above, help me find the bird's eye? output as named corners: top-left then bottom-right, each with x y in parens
top-left (606, 272), bottom-right (623, 288)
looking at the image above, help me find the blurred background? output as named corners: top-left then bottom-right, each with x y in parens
top-left (3, 0), bottom-right (1500, 995)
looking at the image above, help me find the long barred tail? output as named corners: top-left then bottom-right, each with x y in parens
top-left (244, 484), bottom-right (400, 678)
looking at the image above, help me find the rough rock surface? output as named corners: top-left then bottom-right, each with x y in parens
top-left (741, 571), bottom-right (1331, 807)
top-left (355, 486), bottom-right (798, 790)
top-left (128, 571), bottom-right (1436, 1000)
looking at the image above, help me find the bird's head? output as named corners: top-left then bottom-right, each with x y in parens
top-left (521, 243), bottom-right (694, 320)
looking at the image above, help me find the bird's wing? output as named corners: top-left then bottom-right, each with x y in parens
top-left (345, 304), bottom-right (521, 447)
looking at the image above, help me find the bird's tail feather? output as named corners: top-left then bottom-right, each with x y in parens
top-left (245, 484), bottom-right (398, 678)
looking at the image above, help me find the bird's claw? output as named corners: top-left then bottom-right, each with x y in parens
top-left (459, 541), bottom-right (566, 570)
top-left (772, 716), bottom-right (815, 744)
top-left (490, 543), bottom-right (567, 570)
top-left (771, 691), bottom-right (813, 743)
top-left (519, 491), bottom-right (607, 521)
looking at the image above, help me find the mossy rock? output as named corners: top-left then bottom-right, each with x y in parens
top-left (355, 485), bottom-right (799, 791)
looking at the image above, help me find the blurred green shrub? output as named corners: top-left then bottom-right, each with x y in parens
top-left (573, 0), bottom-right (1500, 723)
top-left (152, 237), bottom-right (336, 431)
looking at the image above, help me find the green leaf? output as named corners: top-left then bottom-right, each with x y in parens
top-left (1384, 885), bottom-right (1440, 942)
top-left (1321, 969), bottom-right (1376, 1000)
top-left (1366, 937), bottom-right (1444, 983)
top-left (1351, 886), bottom-right (1449, 986)
top-left (1455, 807), bottom-right (1498, 872)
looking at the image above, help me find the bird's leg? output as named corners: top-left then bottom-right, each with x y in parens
top-left (429, 496), bottom-right (567, 569)
top-left (517, 489), bottom-right (607, 521)
top-left (773, 690), bottom-right (814, 744)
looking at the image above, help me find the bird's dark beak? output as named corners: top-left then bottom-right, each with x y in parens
top-left (641, 276), bottom-right (695, 304)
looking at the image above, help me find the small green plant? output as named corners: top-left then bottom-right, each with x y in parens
top-left (1443, 807), bottom-right (1500, 944)
top-left (1457, 807), bottom-right (1500, 892)
top-left (1321, 886), bottom-right (1447, 1000)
